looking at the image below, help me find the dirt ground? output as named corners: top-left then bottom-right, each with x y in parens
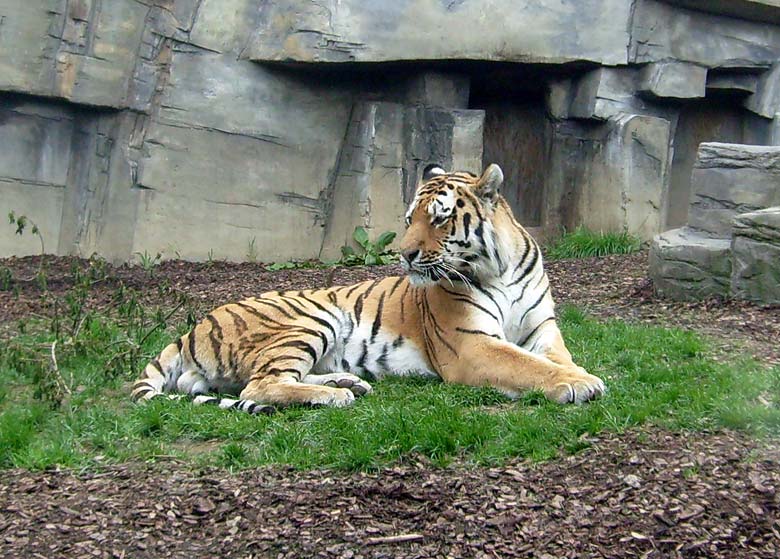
top-left (1, 252), bottom-right (779, 558)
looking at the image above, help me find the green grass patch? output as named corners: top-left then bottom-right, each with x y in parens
top-left (1, 304), bottom-right (777, 471)
top-left (545, 226), bottom-right (642, 259)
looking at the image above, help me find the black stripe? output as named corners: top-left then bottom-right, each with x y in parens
top-left (371, 292), bottom-right (386, 342)
top-left (387, 276), bottom-right (404, 298)
top-left (462, 212), bottom-right (471, 238)
top-left (421, 292), bottom-right (458, 356)
top-left (438, 286), bottom-right (500, 323)
top-left (455, 327), bottom-right (501, 339)
top-left (517, 317), bottom-right (555, 347)
top-left (344, 282), bottom-right (365, 298)
top-left (392, 335), bottom-right (404, 349)
top-left (354, 295), bottom-right (364, 325)
top-left (519, 286), bottom-right (551, 325)
top-left (236, 302), bottom-right (286, 326)
top-left (272, 339), bottom-right (318, 363)
top-left (132, 387), bottom-right (154, 399)
top-left (472, 282), bottom-right (505, 322)
top-left (206, 314), bottom-right (225, 375)
top-left (249, 298), bottom-right (295, 320)
top-left (297, 293), bottom-right (340, 321)
top-left (357, 340), bottom-right (369, 371)
top-left (149, 359), bottom-right (163, 373)
top-left (225, 307), bottom-right (248, 335)
top-left (376, 344), bottom-right (389, 372)
top-left (187, 332), bottom-right (203, 371)
top-left (175, 337), bottom-right (183, 351)
top-left (509, 243), bottom-right (538, 286)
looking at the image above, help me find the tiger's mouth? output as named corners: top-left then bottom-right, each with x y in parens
top-left (404, 259), bottom-right (467, 287)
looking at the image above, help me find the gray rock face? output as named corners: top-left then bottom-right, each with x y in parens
top-left (246, 0), bottom-right (632, 65)
top-left (3, 1), bottom-right (780, 262)
top-left (630, 0), bottom-right (780, 69)
top-left (650, 143), bottom-right (780, 305)
top-left (688, 143), bottom-right (780, 237)
top-left (638, 62), bottom-right (706, 100)
top-left (731, 207), bottom-right (780, 305)
top-left (649, 227), bottom-right (732, 300)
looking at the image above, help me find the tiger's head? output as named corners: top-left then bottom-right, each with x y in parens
top-left (399, 163), bottom-right (515, 287)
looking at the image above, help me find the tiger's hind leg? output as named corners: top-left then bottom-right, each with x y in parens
top-left (238, 373), bottom-right (356, 408)
top-left (302, 372), bottom-right (373, 397)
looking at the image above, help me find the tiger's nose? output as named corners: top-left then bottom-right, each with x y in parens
top-left (402, 249), bottom-right (420, 265)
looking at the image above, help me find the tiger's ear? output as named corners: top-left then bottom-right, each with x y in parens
top-left (422, 163), bottom-right (447, 182)
top-left (475, 164), bottom-right (503, 202)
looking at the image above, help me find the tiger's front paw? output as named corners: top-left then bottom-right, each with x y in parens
top-left (313, 388), bottom-right (356, 408)
top-left (323, 376), bottom-right (373, 397)
top-left (547, 367), bottom-right (605, 404)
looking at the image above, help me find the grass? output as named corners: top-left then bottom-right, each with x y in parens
top-left (545, 226), bottom-right (642, 259)
top-left (1, 301), bottom-right (778, 472)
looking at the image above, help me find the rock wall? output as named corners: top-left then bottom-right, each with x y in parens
top-left (650, 143), bottom-right (780, 304)
top-left (2, 1), bottom-right (780, 262)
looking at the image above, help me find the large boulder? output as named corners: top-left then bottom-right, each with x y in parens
top-left (649, 227), bottom-right (732, 300)
top-left (731, 207), bottom-right (780, 305)
top-left (688, 143), bottom-right (780, 236)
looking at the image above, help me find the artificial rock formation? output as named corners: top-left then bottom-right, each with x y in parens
top-left (2, 1), bottom-right (780, 262)
top-left (650, 143), bottom-right (780, 304)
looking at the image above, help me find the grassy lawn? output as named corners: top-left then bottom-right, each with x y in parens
top-left (1, 297), bottom-right (778, 472)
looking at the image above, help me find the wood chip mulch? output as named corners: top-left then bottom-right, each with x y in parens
top-left (1, 252), bottom-right (779, 558)
top-left (0, 431), bottom-right (778, 559)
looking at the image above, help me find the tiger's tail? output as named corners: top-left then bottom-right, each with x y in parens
top-left (130, 339), bottom-right (185, 401)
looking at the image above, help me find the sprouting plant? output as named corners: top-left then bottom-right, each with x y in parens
top-left (8, 211), bottom-right (48, 290)
top-left (340, 227), bottom-right (397, 266)
top-left (246, 237), bottom-right (258, 263)
top-left (135, 250), bottom-right (162, 276)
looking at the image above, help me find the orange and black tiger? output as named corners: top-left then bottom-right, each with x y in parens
top-left (132, 164), bottom-right (605, 412)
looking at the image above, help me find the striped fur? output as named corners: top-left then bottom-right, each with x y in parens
top-left (132, 164), bottom-right (604, 412)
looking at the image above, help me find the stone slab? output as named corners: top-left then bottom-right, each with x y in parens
top-left (246, 0), bottom-right (631, 65)
top-left (731, 207), bottom-right (780, 304)
top-left (663, 0), bottom-right (780, 26)
top-left (706, 72), bottom-right (759, 95)
top-left (630, 0), bottom-right (780, 69)
top-left (638, 62), bottom-right (706, 100)
top-left (569, 68), bottom-right (642, 121)
top-left (745, 64), bottom-right (780, 119)
top-left (688, 143), bottom-right (780, 237)
top-left (649, 226), bottom-right (732, 300)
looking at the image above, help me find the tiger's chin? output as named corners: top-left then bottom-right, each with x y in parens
top-left (407, 272), bottom-right (438, 287)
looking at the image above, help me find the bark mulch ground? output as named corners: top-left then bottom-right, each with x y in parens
top-left (1, 431), bottom-right (777, 559)
top-left (1, 252), bottom-right (779, 557)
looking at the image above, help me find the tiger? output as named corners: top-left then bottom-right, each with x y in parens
top-left (131, 163), bottom-right (605, 413)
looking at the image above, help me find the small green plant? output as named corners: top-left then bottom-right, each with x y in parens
top-left (545, 226), bottom-right (641, 260)
top-left (0, 266), bottom-right (12, 291)
top-left (135, 250), bottom-right (162, 276)
top-left (8, 211), bottom-right (48, 290)
top-left (340, 227), bottom-right (397, 266)
top-left (246, 237), bottom-right (258, 263)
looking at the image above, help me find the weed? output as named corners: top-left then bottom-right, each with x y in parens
top-left (246, 237), bottom-right (258, 263)
top-left (340, 227), bottom-right (398, 266)
top-left (135, 250), bottom-right (162, 276)
top-left (545, 226), bottom-right (641, 260)
top-left (7, 211), bottom-right (48, 289)
top-left (0, 266), bottom-right (12, 291)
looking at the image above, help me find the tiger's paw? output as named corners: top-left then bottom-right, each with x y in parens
top-left (312, 388), bottom-right (356, 408)
top-left (323, 376), bottom-right (373, 397)
top-left (547, 368), bottom-right (605, 404)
